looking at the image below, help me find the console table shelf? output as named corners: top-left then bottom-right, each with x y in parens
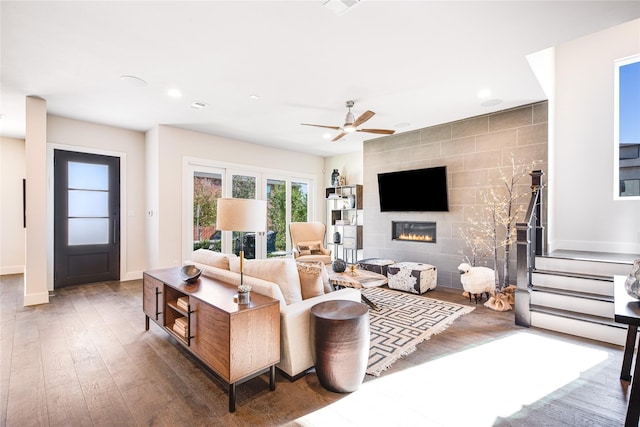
top-left (143, 267), bottom-right (280, 412)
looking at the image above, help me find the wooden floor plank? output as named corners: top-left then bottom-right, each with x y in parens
top-left (45, 380), bottom-right (93, 426)
top-left (0, 275), bottom-right (631, 426)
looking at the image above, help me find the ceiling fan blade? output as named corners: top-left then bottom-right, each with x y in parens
top-left (353, 110), bottom-right (375, 127)
top-left (357, 128), bottom-right (396, 135)
top-left (332, 132), bottom-right (347, 142)
top-left (301, 123), bottom-right (341, 130)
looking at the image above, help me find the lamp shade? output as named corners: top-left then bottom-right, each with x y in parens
top-left (216, 198), bottom-right (267, 232)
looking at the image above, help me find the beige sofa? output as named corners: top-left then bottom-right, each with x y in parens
top-left (187, 249), bottom-right (361, 380)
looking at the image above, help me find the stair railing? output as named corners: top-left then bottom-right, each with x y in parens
top-left (515, 170), bottom-right (544, 327)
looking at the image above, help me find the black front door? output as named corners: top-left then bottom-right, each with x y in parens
top-left (54, 150), bottom-right (120, 288)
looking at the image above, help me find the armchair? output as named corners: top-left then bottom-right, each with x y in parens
top-left (289, 222), bottom-right (332, 264)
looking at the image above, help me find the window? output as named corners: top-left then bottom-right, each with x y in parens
top-left (185, 159), bottom-right (315, 261)
top-left (615, 54), bottom-right (640, 199)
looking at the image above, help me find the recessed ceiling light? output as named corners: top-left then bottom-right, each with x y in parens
top-left (190, 101), bottom-right (208, 110)
top-left (167, 88), bottom-right (182, 98)
top-left (323, 133), bottom-right (332, 139)
top-left (119, 75), bottom-right (147, 87)
top-left (481, 98), bottom-right (503, 107)
top-left (249, 94), bottom-right (260, 100)
top-left (477, 89), bottom-right (492, 99)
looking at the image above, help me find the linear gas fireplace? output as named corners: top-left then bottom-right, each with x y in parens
top-left (392, 221), bottom-right (436, 243)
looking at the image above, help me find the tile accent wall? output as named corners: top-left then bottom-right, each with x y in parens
top-left (363, 102), bottom-right (548, 289)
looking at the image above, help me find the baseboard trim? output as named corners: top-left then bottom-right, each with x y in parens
top-left (121, 271), bottom-right (143, 281)
top-left (1, 265), bottom-right (24, 276)
top-left (23, 291), bottom-right (49, 306)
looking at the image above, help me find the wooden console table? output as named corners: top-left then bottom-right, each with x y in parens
top-left (613, 275), bottom-right (640, 427)
top-left (143, 267), bottom-right (280, 412)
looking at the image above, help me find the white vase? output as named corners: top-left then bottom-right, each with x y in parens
top-left (625, 259), bottom-right (640, 299)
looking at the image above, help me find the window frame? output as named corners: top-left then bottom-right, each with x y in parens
top-left (614, 53), bottom-right (640, 201)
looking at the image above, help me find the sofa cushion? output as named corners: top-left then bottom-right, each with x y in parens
top-left (296, 261), bottom-right (325, 300)
top-left (230, 257), bottom-right (303, 305)
top-left (191, 248), bottom-right (234, 270)
top-left (190, 261), bottom-right (287, 311)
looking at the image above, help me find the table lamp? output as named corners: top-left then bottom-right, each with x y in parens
top-left (216, 198), bottom-right (267, 294)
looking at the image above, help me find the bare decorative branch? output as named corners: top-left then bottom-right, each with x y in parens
top-left (459, 154), bottom-right (536, 290)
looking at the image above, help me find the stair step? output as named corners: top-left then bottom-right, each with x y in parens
top-left (535, 256), bottom-right (632, 277)
top-left (532, 272), bottom-right (614, 296)
top-left (530, 307), bottom-right (627, 346)
top-left (531, 289), bottom-right (613, 318)
top-left (533, 268), bottom-right (613, 282)
top-left (532, 286), bottom-right (613, 302)
top-left (523, 251), bottom-right (635, 345)
top-left (530, 304), bottom-right (620, 328)
top-left (543, 250), bottom-right (637, 264)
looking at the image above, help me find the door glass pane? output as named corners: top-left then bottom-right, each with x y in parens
top-left (232, 175), bottom-right (256, 199)
top-left (266, 179), bottom-right (286, 256)
top-left (68, 190), bottom-right (108, 217)
top-left (231, 174), bottom-right (257, 258)
top-left (193, 172), bottom-right (223, 252)
top-left (68, 162), bottom-right (108, 190)
top-left (292, 181), bottom-right (309, 222)
top-left (68, 218), bottom-right (109, 245)
top-left (67, 160), bottom-right (110, 246)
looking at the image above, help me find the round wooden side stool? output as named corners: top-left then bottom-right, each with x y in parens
top-left (310, 299), bottom-right (370, 392)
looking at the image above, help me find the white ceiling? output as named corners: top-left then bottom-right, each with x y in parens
top-left (2, 1), bottom-right (639, 157)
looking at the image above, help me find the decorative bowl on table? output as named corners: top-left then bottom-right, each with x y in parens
top-left (180, 265), bottom-right (202, 284)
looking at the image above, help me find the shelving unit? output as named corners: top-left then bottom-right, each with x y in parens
top-left (164, 287), bottom-right (194, 345)
top-left (325, 184), bottom-right (363, 263)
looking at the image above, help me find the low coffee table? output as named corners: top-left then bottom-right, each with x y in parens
top-left (328, 267), bottom-right (387, 310)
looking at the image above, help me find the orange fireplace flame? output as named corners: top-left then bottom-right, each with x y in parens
top-left (398, 233), bottom-right (433, 241)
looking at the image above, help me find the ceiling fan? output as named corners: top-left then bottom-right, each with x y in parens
top-left (301, 100), bottom-right (396, 142)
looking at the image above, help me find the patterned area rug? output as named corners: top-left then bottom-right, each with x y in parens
top-left (362, 287), bottom-right (475, 376)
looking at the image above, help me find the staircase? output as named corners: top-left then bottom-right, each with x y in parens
top-left (528, 251), bottom-right (635, 346)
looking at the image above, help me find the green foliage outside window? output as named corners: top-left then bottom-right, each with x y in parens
top-left (268, 182), bottom-right (308, 252)
top-left (194, 173), bottom-right (308, 255)
top-left (232, 176), bottom-right (256, 199)
top-left (193, 175), bottom-right (222, 241)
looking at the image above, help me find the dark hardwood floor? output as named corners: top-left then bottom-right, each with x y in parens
top-left (1, 274), bottom-right (632, 426)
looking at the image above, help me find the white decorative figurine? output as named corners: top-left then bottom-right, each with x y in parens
top-left (457, 263), bottom-right (496, 303)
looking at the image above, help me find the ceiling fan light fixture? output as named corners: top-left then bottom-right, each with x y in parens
top-left (301, 100), bottom-right (393, 142)
top-left (343, 108), bottom-right (355, 130)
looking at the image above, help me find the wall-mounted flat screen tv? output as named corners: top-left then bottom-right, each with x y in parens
top-left (377, 166), bottom-right (449, 212)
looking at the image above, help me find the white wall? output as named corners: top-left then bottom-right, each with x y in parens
top-left (146, 125), bottom-right (327, 269)
top-left (145, 127), bottom-right (160, 270)
top-left (0, 137), bottom-right (26, 275)
top-left (324, 151), bottom-right (364, 187)
top-left (47, 115), bottom-right (147, 282)
top-left (552, 18), bottom-right (640, 254)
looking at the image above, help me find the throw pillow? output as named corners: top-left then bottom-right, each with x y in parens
top-left (296, 261), bottom-right (325, 299)
top-left (296, 240), bottom-right (323, 255)
top-left (191, 248), bottom-right (235, 270)
top-left (229, 257), bottom-right (303, 305)
top-left (297, 245), bottom-right (312, 256)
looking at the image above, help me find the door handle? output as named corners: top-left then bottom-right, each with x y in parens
top-left (113, 217), bottom-right (119, 244)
